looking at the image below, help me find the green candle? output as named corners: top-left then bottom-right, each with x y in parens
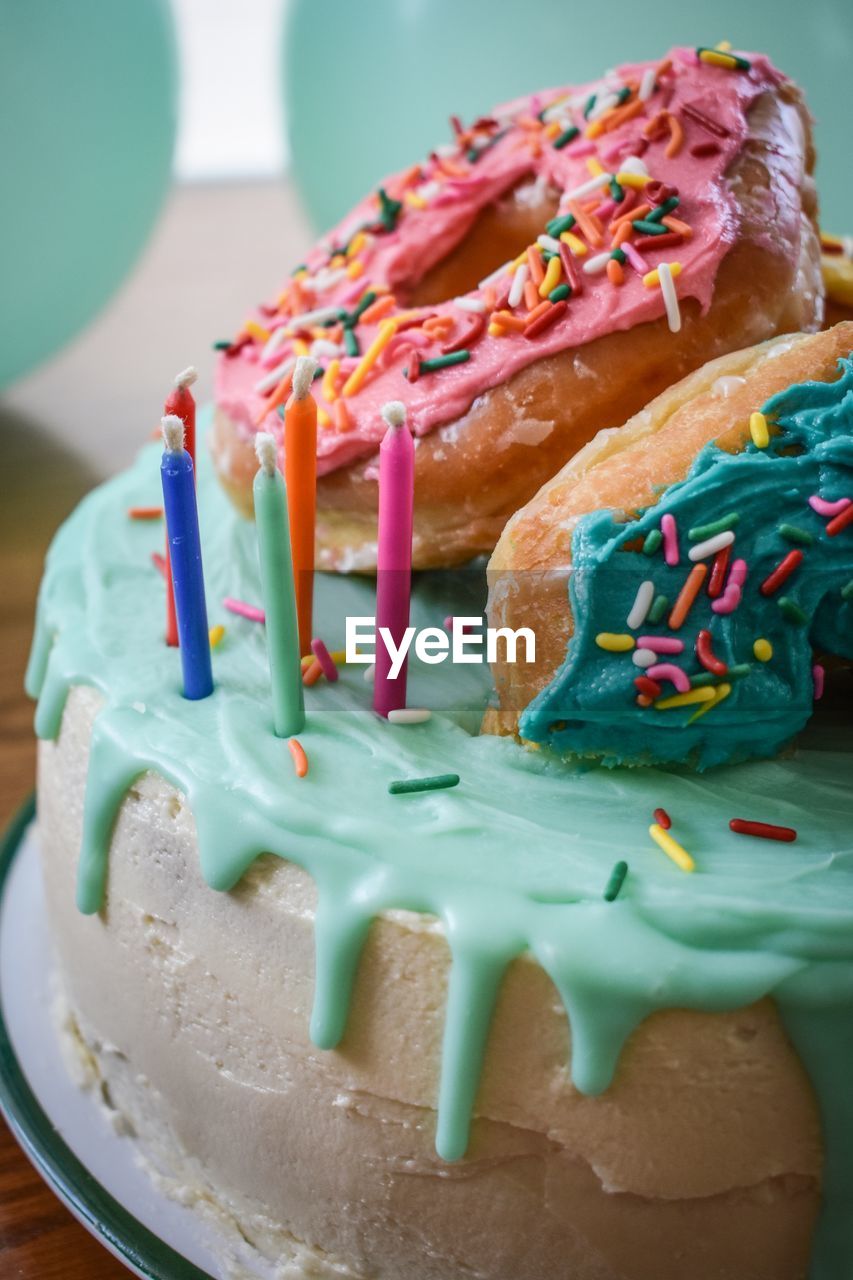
top-left (253, 433), bottom-right (305, 737)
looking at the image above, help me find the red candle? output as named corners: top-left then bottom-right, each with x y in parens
top-left (373, 402), bottom-right (414, 718)
top-left (163, 367), bottom-right (198, 647)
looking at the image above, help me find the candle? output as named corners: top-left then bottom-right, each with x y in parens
top-left (373, 402), bottom-right (414, 718)
top-left (160, 415), bottom-right (213, 700)
top-left (253, 433), bottom-right (305, 736)
top-left (284, 355), bottom-right (318, 656)
top-left (164, 366), bottom-right (198, 647)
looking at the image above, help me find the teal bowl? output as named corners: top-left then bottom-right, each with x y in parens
top-left (0, 0), bottom-right (176, 387)
top-left (284, 0), bottom-right (851, 236)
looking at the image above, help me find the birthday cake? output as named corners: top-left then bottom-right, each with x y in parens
top-left (27, 45), bottom-right (853, 1280)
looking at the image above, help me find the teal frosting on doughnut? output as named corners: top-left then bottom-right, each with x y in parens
top-left (26, 411), bottom-right (853, 1276)
top-left (519, 355), bottom-right (853, 769)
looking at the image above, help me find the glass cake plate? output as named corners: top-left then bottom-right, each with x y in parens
top-left (0, 796), bottom-right (229, 1280)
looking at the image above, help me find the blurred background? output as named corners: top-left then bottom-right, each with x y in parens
top-left (1, 0), bottom-right (851, 474)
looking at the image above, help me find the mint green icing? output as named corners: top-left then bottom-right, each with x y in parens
top-left (27, 414), bottom-right (853, 1277)
top-left (520, 355), bottom-right (853, 770)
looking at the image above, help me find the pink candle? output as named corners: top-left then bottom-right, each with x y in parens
top-left (373, 402), bottom-right (414, 718)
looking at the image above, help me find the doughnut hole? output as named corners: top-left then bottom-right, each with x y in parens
top-left (407, 178), bottom-right (561, 306)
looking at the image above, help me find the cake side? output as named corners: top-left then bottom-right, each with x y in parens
top-left (39, 684), bottom-right (822, 1280)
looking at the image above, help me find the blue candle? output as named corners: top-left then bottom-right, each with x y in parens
top-left (160, 415), bottom-right (213, 700)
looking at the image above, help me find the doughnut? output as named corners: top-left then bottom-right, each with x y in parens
top-left (212, 46), bottom-right (822, 570)
top-left (485, 321), bottom-right (853, 767)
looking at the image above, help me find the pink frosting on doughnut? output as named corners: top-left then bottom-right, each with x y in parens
top-left (216, 48), bottom-right (796, 476)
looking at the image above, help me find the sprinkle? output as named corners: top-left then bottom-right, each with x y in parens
top-left (387, 708), bottom-right (433, 725)
top-left (647, 196), bottom-right (681, 223)
top-left (560, 231), bottom-right (588, 257)
top-left (567, 200), bottom-right (603, 246)
top-left (303, 658), bottom-right (324, 686)
top-left (843, 580), bottom-right (853, 601)
top-left (813, 663), bottom-right (825, 700)
top-left (638, 68), bottom-right (657, 101)
top-left (363, 663), bottom-right (375, 684)
top-left (549, 283), bottom-right (572, 302)
top-left (566, 172), bottom-right (611, 203)
top-left (655, 685), bottom-right (716, 710)
top-left (443, 313), bottom-right (485, 354)
top-left (697, 47), bottom-right (751, 71)
top-left (657, 261), bottom-right (681, 333)
top-left (696, 628), bottom-right (727, 675)
top-left (689, 512), bottom-right (740, 541)
top-left (288, 738), bottom-right (309, 778)
top-left (508, 264), bottom-right (529, 308)
top-left (753, 638), bottom-right (773, 662)
top-left (524, 300), bottom-right (568, 338)
top-left (632, 219), bottom-right (669, 236)
top-left (760, 550), bottom-right (803, 596)
top-left (582, 251), bottom-right (612, 275)
top-left (688, 530), bottom-right (735, 562)
top-left (626, 580), bottom-right (655, 629)
top-left (595, 632), bottom-right (635, 652)
top-left (779, 524), bottom-right (814, 546)
top-left (537, 233), bottom-right (563, 254)
top-left (643, 528), bottom-right (663, 556)
top-left (633, 649), bottom-right (657, 669)
top-left (606, 259), bottom-right (624, 286)
top-left (636, 636), bottom-right (684, 654)
top-left (660, 513), bottom-right (679, 565)
top-left (151, 551), bottom-right (167, 578)
top-left (342, 319), bottom-right (398, 396)
top-left (681, 102), bottom-right (730, 138)
top-left (707, 545), bottom-right (731, 598)
top-left (310, 637), bottom-right (339, 683)
top-left (826, 503), bottom-right (853, 536)
top-left (404, 350), bottom-right (470, 377)
top-left (669, 564), bottom-right (707, 630)
top-left (729, 819), bottom-right (796, 843)
top-left (547, 213), bottom-right (577, 238)
top-left (687, 681), bottom-right (731, 723)
top-left (691, 140), bottom-right (721, 158)
top-left (809, 494), bottom-right (851, 518)
top-left (254, 356), bottom-right (295, 397)
top-left (539, 254), bottom-right (563, 297)
top-left (389, 773), bottom-right (460, 795)
top-left (343, 327), bottom-right (360, 358)
top-left (209, 624), bottom-right (225, 649)
top-left (647, 594), bottom-right (668, 623)
top-left (635, 675), bottom-right (663, 699)
top-left (526, 245), bottom-right (545, 286)
top-left (653, 807), bottom-right (671, 830)
top-left (649, 824), bottom-right (695, 873)
top-left (359, 294), bottom-right (396, 324)
top-left (642, 262), bottom-right (683, 289)
top-left (223, 597), bottom-right (265, 624)
top-left (553, 125), bottom-right (580, 150)
top-left (128, 505), bottom-right (163, 520)
top-left (603, 860), bottom-right (629, 902)
top-left (749, 411), bottom-right (770, 448)
top-left (646, 663), bottom-right (690, 693)
top-left (778, 596), bottom-right (807, 625)
top-left (454, 296), bottom-right (487, 313)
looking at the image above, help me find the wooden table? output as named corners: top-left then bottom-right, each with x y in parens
top-left (0, 410), bottom-right (125, 1277)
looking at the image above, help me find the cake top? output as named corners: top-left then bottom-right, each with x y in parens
top-left (215, 46), bottom-right (795, 475)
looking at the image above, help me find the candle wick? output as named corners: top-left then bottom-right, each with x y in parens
top-left (291, 355), bottom-right (318, 401)
top-left (381, 400), bottom-right (407, 430)
top-left (255, 432), bottom-right (279, 476)
top-left (162, 414), bottom-right (185, 453)
top-left (174, 365), bottom-right (198, 390)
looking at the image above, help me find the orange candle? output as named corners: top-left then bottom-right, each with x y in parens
top-left (284, 356), bottom-right (318, 656)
